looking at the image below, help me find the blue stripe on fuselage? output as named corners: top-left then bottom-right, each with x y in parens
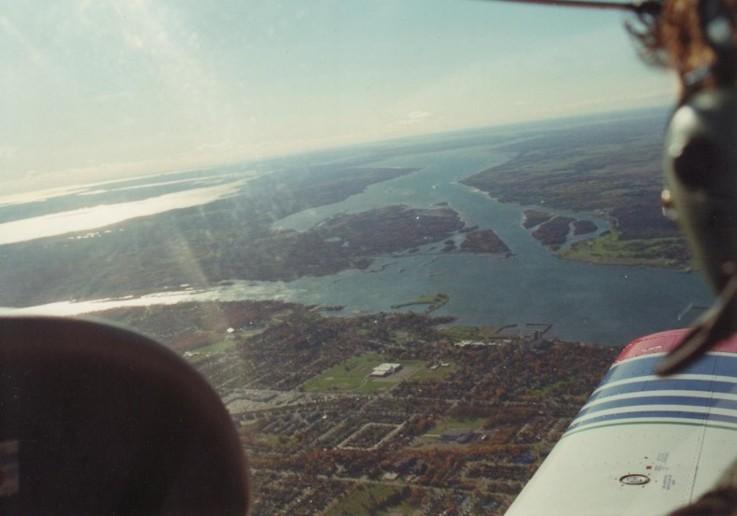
top-left (588, 378), bottom-right (737, 403)
top-left (575, 395), bottom-right (737, 420)
top-left (599, 354), bottom-right (731, 385)
top-left (565, 353), bottom-right (737, 434)
top-left (567, 409), bottom-right (737, 433)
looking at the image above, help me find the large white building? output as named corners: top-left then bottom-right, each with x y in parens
top-left (369, 363), bottom-right (402, 377)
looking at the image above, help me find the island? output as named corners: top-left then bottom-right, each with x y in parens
top-left (572, 219), bottom-right (597, 236)
top-left (521, 209), bottom-right (552, 229)
top-left (96, 299), bottom-right (617, 515)
top-left (531, 216), bottom-right (574, 249)
top-left (314, 205), bottom-right (464, 255)
top-left (460, 229), bottom-right (512, 255)
top-left (522, 210), bottom-right (598, 248)
top-left (462, 111), bottom-right (691, 268)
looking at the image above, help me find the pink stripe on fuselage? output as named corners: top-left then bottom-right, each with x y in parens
top-left (615, 329), bottom-right (737, 364)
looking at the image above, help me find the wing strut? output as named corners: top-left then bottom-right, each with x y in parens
top-left (477, 0), bottom-right (661, 16)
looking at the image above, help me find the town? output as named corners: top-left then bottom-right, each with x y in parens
top-left (103, 300), bottom-right (617, 515)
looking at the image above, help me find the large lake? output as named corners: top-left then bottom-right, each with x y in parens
top-left (3, 122), bottom-right (713, 346)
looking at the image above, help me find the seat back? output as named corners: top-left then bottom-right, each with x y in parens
top-left (0, 316), bottom-right (249, 515)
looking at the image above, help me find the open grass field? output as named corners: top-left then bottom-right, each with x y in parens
top-left (326, 484), bottom-right (407, 516)
top-left (426, 417), bottom-right (487, 436)
top-left (301, 353), bottom-right (456, 393)
top-left (410, 361), bottom-right (457, 381)
top-left (561, 230), bottom-right (689, 269)
top-left (192, 337), bottom-right (237, 355)
top-left (301, 353), bottom-right (393, 393)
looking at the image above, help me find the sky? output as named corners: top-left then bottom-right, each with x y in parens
top-left (1, 0), bottom-right (676, 194)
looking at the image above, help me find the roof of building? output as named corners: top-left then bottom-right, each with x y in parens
top-left (370, 363), bottom-right (402, 375)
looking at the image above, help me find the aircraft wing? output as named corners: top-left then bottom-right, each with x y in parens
top-left (506, 329), bottom-right (737, 515)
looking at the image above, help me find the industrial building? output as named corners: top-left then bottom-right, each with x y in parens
top-left (369, 363), bottom-right (402, 377)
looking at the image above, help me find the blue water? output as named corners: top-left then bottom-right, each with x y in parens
top-left (8, 131), bottom-right (711, 347)
top-left (279, 144), bottom-right (711, 346)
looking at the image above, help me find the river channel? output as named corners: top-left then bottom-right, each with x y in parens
top-left (14, 139), bottom-right (713, 346)
top-left (276, 144), bottom-right (711, 345)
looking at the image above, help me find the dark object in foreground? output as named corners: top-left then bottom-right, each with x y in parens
top-left (670, 457), bottom-right (737, 516)
top-left (656, 272), bottom-right (737, 375)
top-left (669, 487), bottom-right (737, 516)
top-left (0, 316), bottom-right (249, 515)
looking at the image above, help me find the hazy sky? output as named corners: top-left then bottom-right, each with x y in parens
top-left (2, 0), bottom-right (676, 193)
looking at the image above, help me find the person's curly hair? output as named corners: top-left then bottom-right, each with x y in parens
top-left (628, 0), bottom-right (737, 91)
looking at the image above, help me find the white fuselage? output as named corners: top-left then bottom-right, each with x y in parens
top-left (507, 330), bottom-right (737, 515)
